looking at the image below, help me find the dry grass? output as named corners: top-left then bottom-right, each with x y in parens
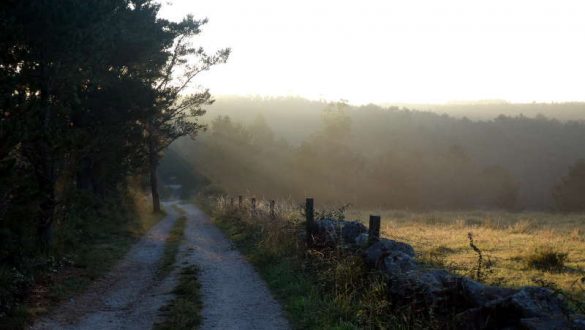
top-left (215, 196), bottom-right (585, 301)
top-left (345, 209), bottom-right (585, 301)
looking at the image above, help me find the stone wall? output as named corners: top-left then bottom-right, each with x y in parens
top-left (310, 218), bottom-right (585, 330)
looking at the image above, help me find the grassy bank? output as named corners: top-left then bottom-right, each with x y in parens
top-left (199, 196), bottom-right (415, 329)
top-left (0, 190), bottom-right (163, 329)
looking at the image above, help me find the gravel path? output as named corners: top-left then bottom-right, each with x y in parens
top-left (178, 203), bottom-right (289, 330)
top-left (30, 201), bottom-right (289, 330)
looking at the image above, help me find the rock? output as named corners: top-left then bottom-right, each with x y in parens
top-left (311, 218), bottom-right (366, 247)
top-left (364, 239), bottom-right (416, 266)
top-left (309, 215), bottom-right (585, 329)
top-left (380, 251), bottom-right (417, 274)
top-left (354, 233), bottom-right (369, 247)
top-left (455, 286), bottom-right (573, 329)
top-left (341, 221), bottom-right (367, 243)
top-left (507, 287), bottom-right (569, 317)
top-left (520, 317), bottom-right (579, 330)
top-left (459, 277), bottom-right (517, 306)
top-left (572, 316), bottom-right (585, 329)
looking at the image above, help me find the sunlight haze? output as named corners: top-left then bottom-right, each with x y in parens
top-left (158, 0), bottom-right (585, 104)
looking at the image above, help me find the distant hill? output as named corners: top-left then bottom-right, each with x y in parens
top-left (173, 96), bottom-right (585, 210)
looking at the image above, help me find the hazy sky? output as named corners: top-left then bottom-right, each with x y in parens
top-left (158, 0), bottom-right (585, 104)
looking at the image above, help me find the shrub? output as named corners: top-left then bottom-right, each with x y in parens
top-left (526, 246), bottom-right (568, 272)
top-left (553, 160), bottom-right (585, 212)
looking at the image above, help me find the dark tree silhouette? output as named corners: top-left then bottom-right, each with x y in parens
top-left (553, 160), bottom-right (585, 212)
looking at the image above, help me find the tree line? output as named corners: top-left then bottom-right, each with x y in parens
top-left (169, 97), bottom-right (585, 211)
top-left (0, 1), bottom-right (227, 249)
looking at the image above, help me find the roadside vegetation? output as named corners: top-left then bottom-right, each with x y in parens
top-left (199, 196), bottom-right (420, 329)
top-left (1, 189), bottom-right (163, 329)
top-left (199, 194), bottom-right (585, 328)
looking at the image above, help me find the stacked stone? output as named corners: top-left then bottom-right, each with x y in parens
top-left (310, 219), bottom-right (585, 330)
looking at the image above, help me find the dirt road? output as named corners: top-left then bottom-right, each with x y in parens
top-left (31, 202), bottom-right (289, 330)
top-left (179, 203), bottom-right (289, 330)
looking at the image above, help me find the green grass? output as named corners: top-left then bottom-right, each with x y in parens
top-left (155, 265), bottom-right (203, 330)
top-left (158, 215), bottom-right (187, 279)
top-left (202, 197), bottom-right (415, 330)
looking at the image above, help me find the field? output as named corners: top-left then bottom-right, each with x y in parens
top-left (346, 209), bottom-right (585, 302)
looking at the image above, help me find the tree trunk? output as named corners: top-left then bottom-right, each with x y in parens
top-left (37, 187), bottom-right (55, 252)
top-left (30, 141), bottom-right (57, 252)
top-left (76, 157), bottom-right (93, 191)
top-left (36, 59), bottom-right (56, 251)
top-left (149, 135), bottom-right (161, 213)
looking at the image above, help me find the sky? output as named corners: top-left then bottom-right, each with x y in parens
top-left (158, 0), bottom-right (585, 105)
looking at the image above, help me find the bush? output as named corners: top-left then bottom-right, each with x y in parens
top-left (526, 246), bottom-right (568, 272)
top-left (553, 160), bottom-right (585, 212)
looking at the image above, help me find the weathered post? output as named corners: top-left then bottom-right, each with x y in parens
top-left (238, 195), bottom-right (243, 209)
top-left (369, 215), bottom-right (381, 243)
top-left (251, 198), bottom-right (256, 215)
top-left (230, 197), bottom-right (234, 209)
top-left (269, 200), bottom-right (276, 219)
top-left (306, 198), bottom-right (314, 246)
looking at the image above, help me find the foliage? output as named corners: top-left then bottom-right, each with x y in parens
top-left (0, 0), bottom-right (223, 324)
top-left (525, 246), bottom-right (568, 272)
top-left (553, 160), bottom-right (585, 212)
top-left (168, 97), bottom-right (585, 210)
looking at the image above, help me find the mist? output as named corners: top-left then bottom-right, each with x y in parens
top-left (163, 96), bottom-right (585, 210)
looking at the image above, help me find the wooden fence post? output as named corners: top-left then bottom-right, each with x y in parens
top-left (251, 198), bottom-right (256, 215)
top-left (369, 215), bottom-right (381, 243)
top-left (238, 195), bottom-right (243, 209)
top-left (306, 198), bottom-right (314, 246)
top-left (230, 197), bottom-right (234, 209)
top-left (269, 200), bottom-right (275, 219)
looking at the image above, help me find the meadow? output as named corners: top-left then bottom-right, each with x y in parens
top-left (346, 209), bottom-right (585, 303)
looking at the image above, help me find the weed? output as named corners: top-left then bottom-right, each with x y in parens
top-left (525, 246), bottom-right (568, 272)
top-left (467, 232), bottom-right (483, 281)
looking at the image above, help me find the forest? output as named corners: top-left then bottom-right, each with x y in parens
top-left (167, 96), bottom-right (585, 211)
top-left (0, 1), bottom-right (227, 325)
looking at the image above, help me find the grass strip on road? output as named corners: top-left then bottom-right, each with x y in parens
top-left (155, 265), bottom-right (203, 330)
top-left (157, 215), bottom-right (187, 279)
